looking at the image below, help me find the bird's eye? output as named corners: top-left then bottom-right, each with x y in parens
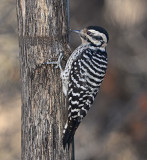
top-left (87, 31), bottom-right (91, 35)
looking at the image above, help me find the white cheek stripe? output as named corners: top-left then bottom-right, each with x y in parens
top-left (87, 35), bottom-right (101, 46)
top-left (88, 29), bottom-right (107, 43)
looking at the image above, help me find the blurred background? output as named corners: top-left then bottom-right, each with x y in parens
top-left (0, 0), bottom-right (147, 160)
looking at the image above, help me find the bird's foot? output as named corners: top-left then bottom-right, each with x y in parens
top-left (43, 52), bottom-right (64, 71)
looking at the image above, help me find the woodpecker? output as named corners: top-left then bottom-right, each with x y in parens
top-left (45, 26), bottom-right (109, 149)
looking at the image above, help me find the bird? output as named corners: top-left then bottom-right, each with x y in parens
top-left (45, 26), bottom-right (109, 149)
top-left (61, 26), bottom-right (109, 149)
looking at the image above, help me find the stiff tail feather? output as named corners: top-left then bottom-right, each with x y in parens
top-left (63, 119), bottom-right (80, 149)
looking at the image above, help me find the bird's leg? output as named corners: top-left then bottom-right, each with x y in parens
top-left (43, 52), bottom-right (64, 73)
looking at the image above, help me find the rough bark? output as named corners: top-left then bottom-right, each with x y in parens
top-left (16, 0), bottom-right (71, 159)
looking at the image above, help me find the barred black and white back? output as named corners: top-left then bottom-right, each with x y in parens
top-left (61, 26), bottom-right (109, 149)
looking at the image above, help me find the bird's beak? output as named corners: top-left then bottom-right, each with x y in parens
top-left (71, 30), bottom-right (81, 34)
top-left (71, 28), bottom-right (87, 36)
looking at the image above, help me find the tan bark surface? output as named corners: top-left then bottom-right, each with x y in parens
top-left (17, 0), bottom-right (71, 159)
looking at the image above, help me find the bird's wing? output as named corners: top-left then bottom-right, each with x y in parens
top-left (63, 48), bottom-right (107, 148)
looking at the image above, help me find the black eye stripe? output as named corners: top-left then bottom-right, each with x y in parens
top-left (87, 31), bottom-right (103, 41)
top-left (92, 35), bottom-right (103, 41)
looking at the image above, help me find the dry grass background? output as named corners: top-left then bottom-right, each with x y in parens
top-left (0, 0), bottom-right (147, 160)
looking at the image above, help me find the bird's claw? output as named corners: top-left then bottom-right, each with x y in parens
top-left (43, 52), bottom-right (63, 71)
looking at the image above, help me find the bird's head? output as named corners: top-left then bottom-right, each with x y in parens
top-left (72, 26), bottom-right (109, 48)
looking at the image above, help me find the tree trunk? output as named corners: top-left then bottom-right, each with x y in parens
top-left (16, 0), bottom-right (71, 159)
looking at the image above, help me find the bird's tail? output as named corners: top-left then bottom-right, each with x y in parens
top-left (63, 119), bottom-right (80, 149)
